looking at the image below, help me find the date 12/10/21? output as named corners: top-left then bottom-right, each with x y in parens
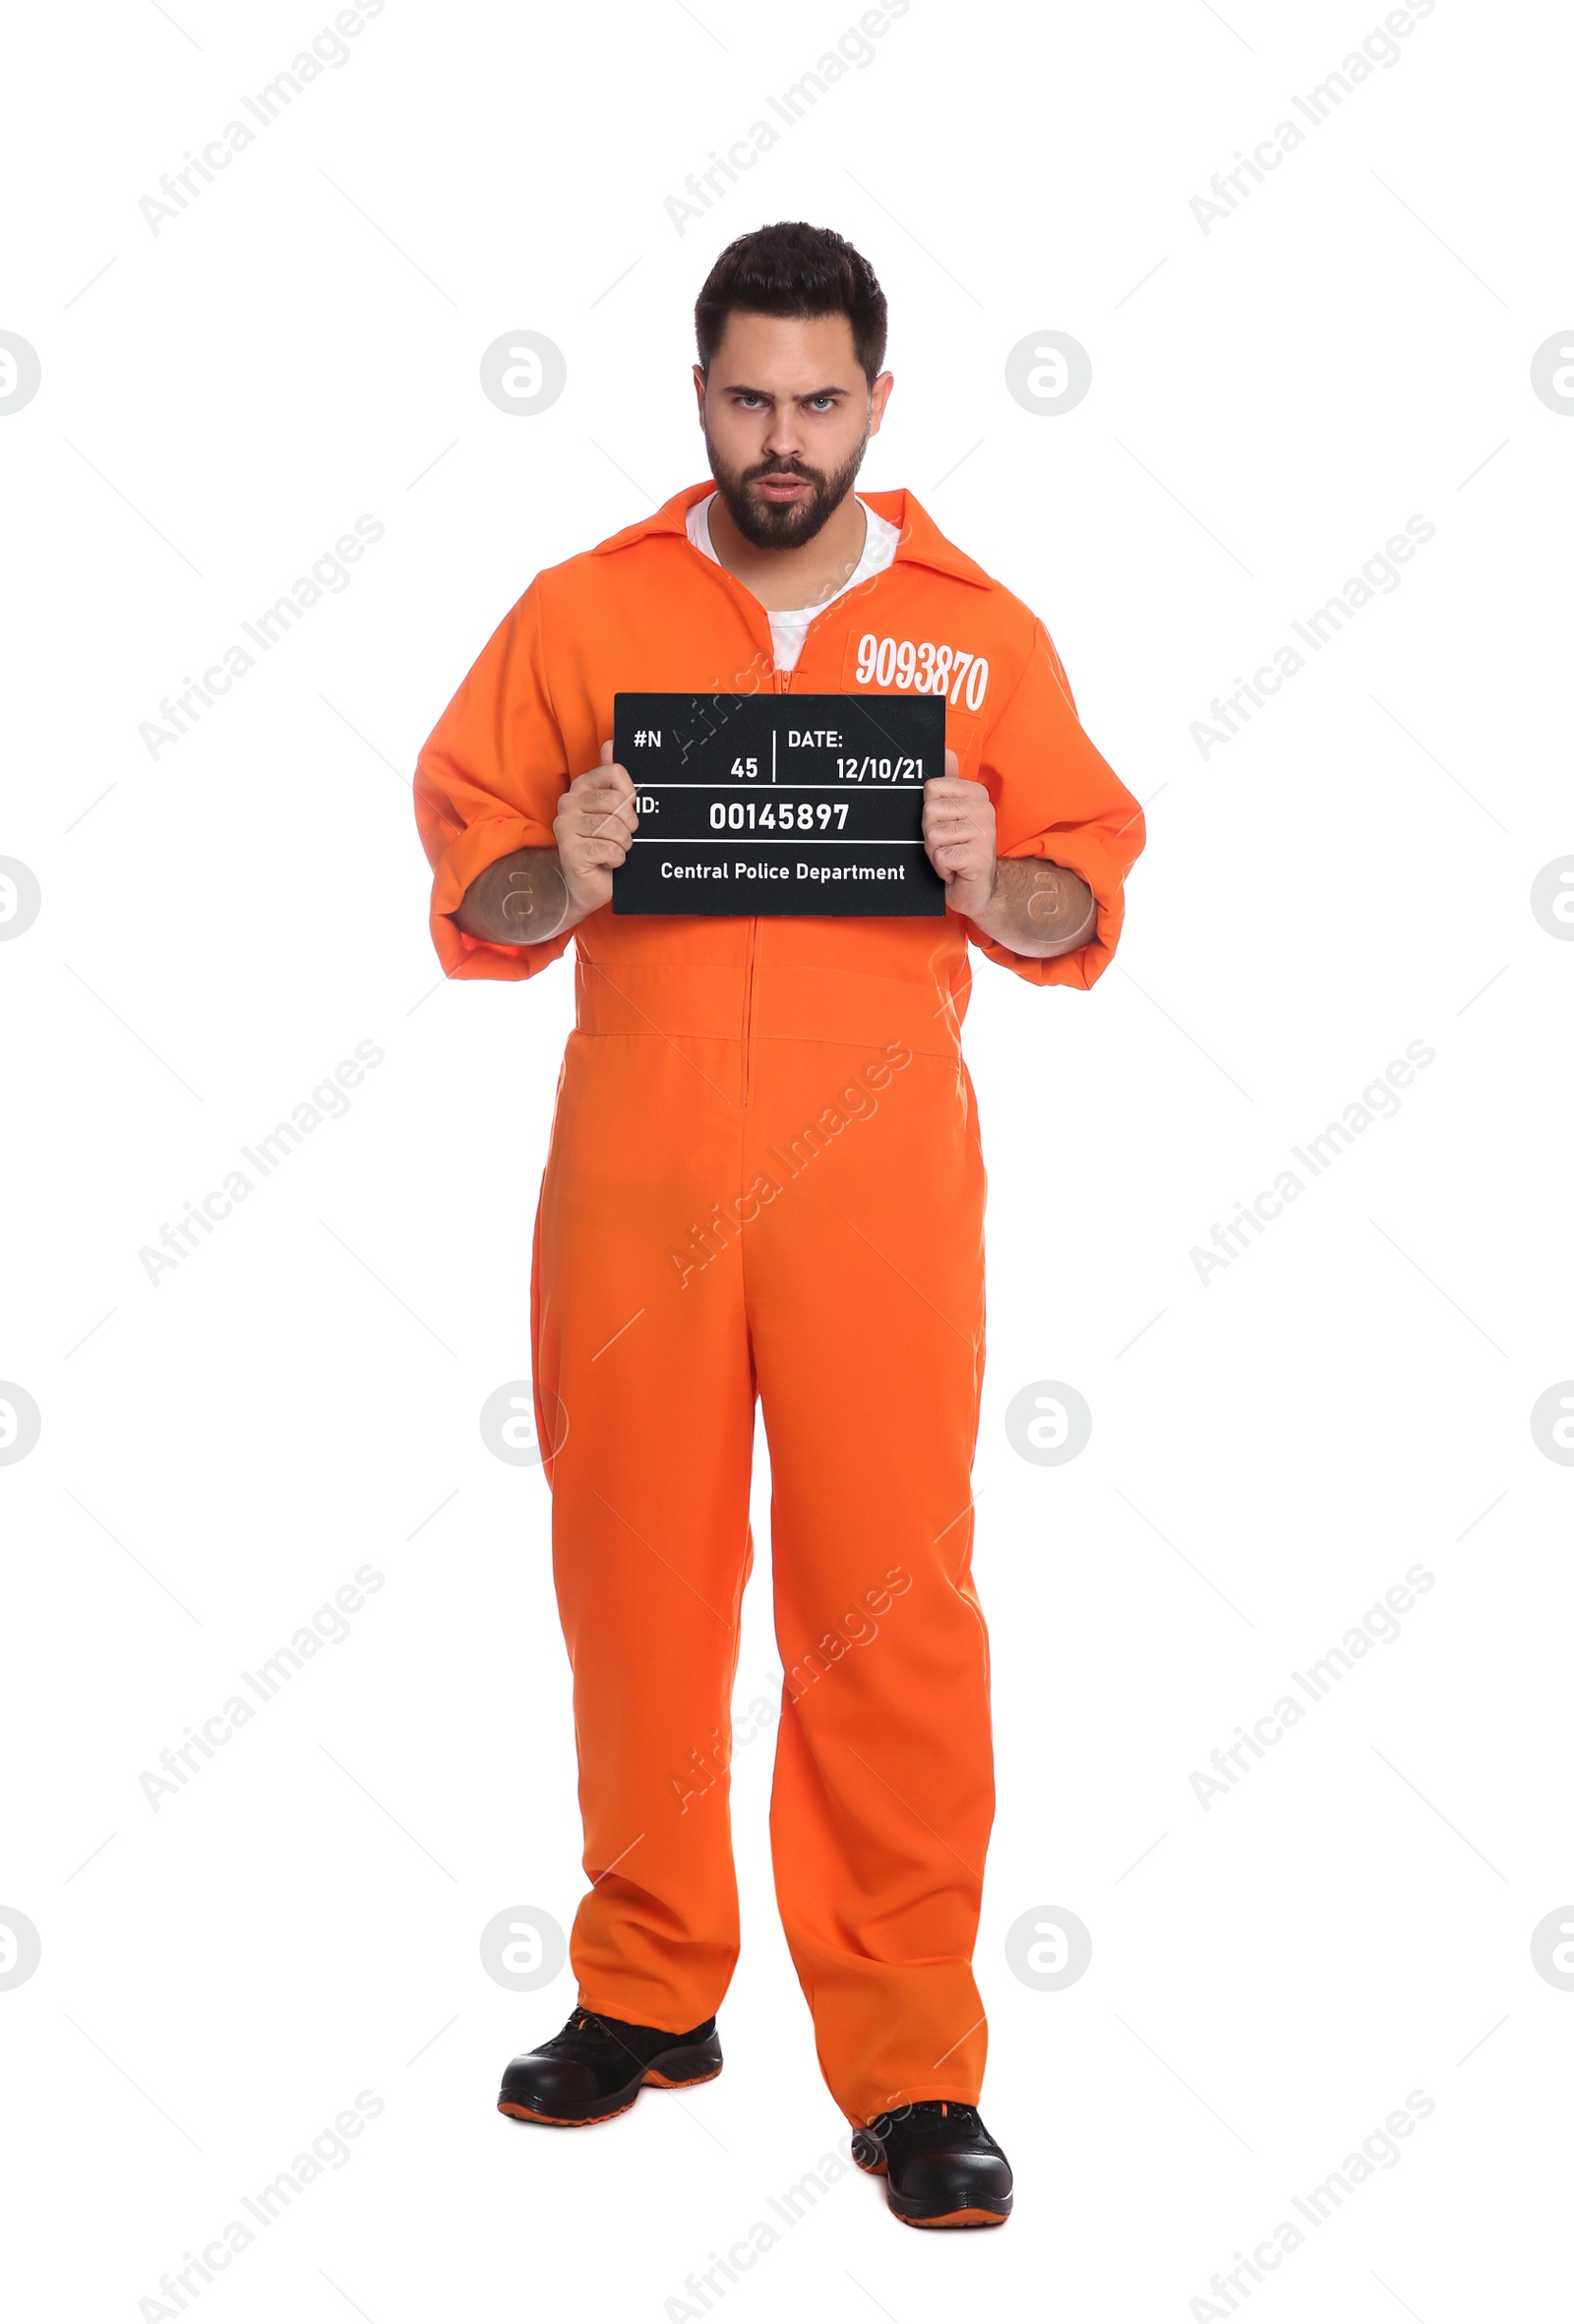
top-left (854, 631), bottom-right (991, 707)
top-left (719, 754), bottom-right (927, 784)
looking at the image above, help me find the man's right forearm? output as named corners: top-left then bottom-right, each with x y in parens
top-left (454, 847), bottom-right (589, 946)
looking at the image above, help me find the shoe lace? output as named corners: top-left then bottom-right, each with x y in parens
top-left (539, 2008), bottom-right (617, 2056)
top-left (879, 2099), bottom-right (984, 2136)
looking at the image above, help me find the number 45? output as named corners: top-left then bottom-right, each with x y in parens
top-left (731, 756), bottom-right (758, 777)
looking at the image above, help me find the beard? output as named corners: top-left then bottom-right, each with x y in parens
top-left (703, 425), bottom-right (870, 550)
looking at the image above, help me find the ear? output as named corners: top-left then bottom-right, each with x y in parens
top-left (692, 364), bottom-right (707, 423)
top-left (868, 370), bottom-right (895, 436)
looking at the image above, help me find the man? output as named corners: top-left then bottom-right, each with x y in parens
top-left (413, 221), bottom-right (1143, 2229)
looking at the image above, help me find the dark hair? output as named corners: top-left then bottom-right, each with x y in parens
top-left (695, 222), bottom-right (887, 387)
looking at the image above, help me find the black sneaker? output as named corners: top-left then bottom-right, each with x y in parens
top-left (497, 2006), bottom-right (722, 2126)
top-left (852, 2100), bottom-right (1013, 2227)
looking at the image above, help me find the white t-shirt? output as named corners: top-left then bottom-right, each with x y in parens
top-left (686, 491), bottom-right (899, 673)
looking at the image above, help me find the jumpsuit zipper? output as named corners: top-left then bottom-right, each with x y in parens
top-left (691, 542), bottom-right (820, 1116)
top-left (741, 661), bottom-right (794, 1108)
top-left (740, 918), bottom-right (757, 1109)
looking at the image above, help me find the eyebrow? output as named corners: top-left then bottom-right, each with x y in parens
top-left (716, 382), bottom-right (852, 400)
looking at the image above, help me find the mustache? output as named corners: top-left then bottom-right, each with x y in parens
top-left (744, 459), bottom-right (824, 486)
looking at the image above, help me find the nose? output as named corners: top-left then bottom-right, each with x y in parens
top-left (759, 412), bottom-right (808, 466)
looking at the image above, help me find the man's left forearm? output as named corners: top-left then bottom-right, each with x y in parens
top-left (962, 858), bottom-right (1098, 959)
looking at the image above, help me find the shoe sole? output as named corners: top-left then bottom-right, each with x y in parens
top-left (894, 2204), bottom-right (1011, 2228)
top-left (497, 2059), bottom-right (722, 2127)
top-left (853, 2145), bottom-right (1012, 2227)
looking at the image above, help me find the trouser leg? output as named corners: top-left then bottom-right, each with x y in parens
top-left (742, 1040), bottom-right (995, 2124)
top-left (532, 1033), bottom-right (756, 2032)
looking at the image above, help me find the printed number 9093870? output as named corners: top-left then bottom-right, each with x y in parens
top-left (854, 633), bottom-right (990, 709)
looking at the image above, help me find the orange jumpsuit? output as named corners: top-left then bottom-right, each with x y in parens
top-left (414, 483), bottom-right (1143, 2126)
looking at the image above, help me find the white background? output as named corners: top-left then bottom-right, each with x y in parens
top-left (3, 1), bottom-right (1571, 2317)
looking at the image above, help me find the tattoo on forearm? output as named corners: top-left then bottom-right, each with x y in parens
top-left (459, 847), bottom-right (570, 944)
top-left (502, 851), bottom-right (570, 938)
top-left (992, 859), bottom-right (1097, 954)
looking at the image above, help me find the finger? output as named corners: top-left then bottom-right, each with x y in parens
top-left (575, 763), bottom-right (634, 800)
top-left (600, 739), bottom-right (614, 764)
top-left (588, 804), bottom-right (637, 839)
top-left (923, 805), bottom-right (981, 838)
top-left (559, 811), bottom-right (630, 847)
top-left (943, 747), bottom-right (959, 779)
top-left (567, 803), bottom-right (637, 842)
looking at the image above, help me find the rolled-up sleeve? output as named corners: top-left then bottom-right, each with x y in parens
top-left (961, 617), bottom-right (1144, 990)
top-left (412, 580), bottom-right (575, 982)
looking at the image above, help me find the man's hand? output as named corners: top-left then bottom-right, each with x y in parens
top-left (454, 742), bottom-right (636, 947)
top-left (922, 751), bottom-right (999, 923)
top-left (554, 742), bottom-right (638, 919)
top-left (923, 748), bottom-right (1098, 960)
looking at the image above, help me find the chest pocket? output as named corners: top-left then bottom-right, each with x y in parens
top-left (835, 622), bottom-right (990, 777)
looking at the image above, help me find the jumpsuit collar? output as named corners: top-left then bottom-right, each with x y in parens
top-left (589, 481), bottom-right (996, 592)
